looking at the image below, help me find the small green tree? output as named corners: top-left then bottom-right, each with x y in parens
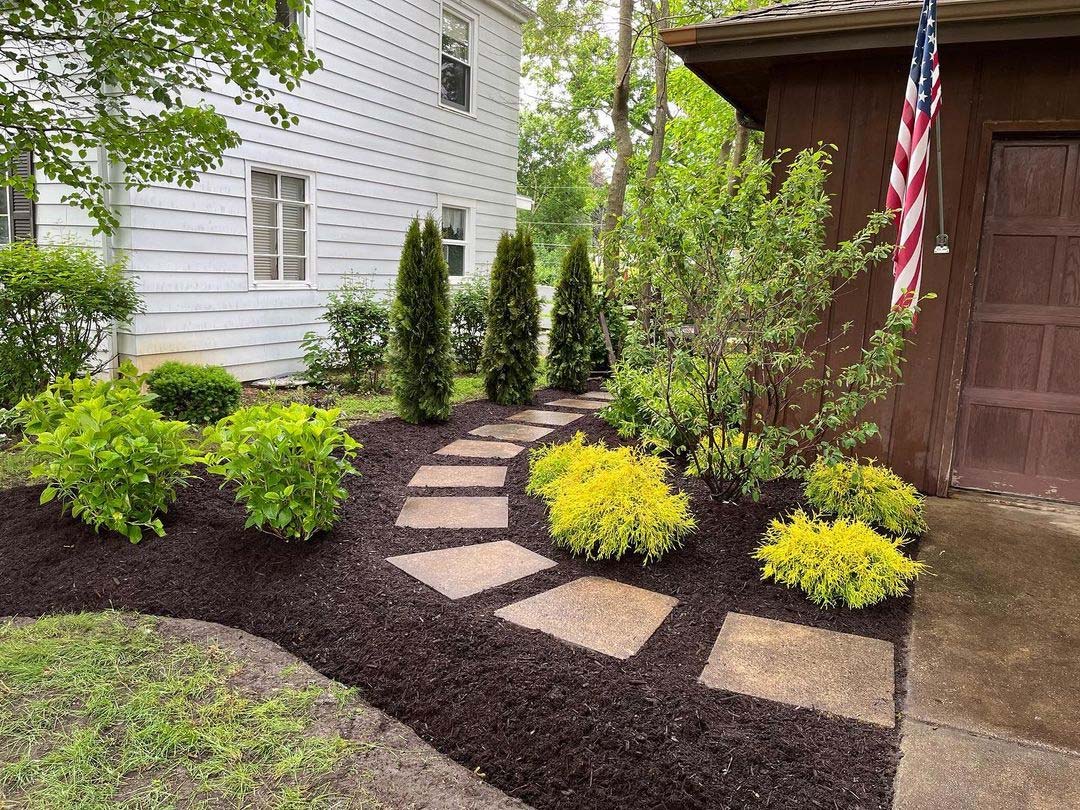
top-left (388, 217), bottom-right (454, 423)
top-left (547, 236), bottom-right (596, 392)
top-left (481, 229), bottom-right (541, 404)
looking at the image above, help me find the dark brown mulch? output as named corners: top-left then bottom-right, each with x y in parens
top-left (0, 388), bottom-right (913, 810)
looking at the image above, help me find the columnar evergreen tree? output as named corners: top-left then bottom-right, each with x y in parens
top-left (389, 217), bottom-right (454, 423)
top-left (548, 236), bottom-right (596, 392)
top-left (481, 229), bottom-right (541, 404)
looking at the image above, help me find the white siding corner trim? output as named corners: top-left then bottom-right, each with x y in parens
top-left (245, 162), bottom-right (319, 291)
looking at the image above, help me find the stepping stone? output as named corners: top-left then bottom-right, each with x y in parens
top-left (580, 391), bottom-right (614, 401)
top-left (386, 540), bottom-right (557, 600)
top-left (469, 423), bottom-right (553, 442)
top-left (435, 439), bottom-right (525, 459)
top-left (395, 496), bottom-right (508, 529)
top-left (407, 465), bottom-right (507, 488)
top-left (545, 398), bottom-right (607, 410)
top-left (508, 409), bottom-right (584, 427)
top-left (494, 576), bottom-right (678, 660)
top-left (698, 612), bottom-right (895, 727)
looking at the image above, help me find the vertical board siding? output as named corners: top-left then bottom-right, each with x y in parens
top-left (35, 0), bottom-right (524, 381)
top-left (765, 38), bottom-right (1080, 494)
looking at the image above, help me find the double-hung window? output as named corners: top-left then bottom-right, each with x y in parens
top-left (440, 7), bottom-right (473, 113)
top-left (440, 205), bottom-right (469, 277)
top-left (250, 168), bottom-right (313, 285)
top-left (0, 189), bottom-right (10, 244)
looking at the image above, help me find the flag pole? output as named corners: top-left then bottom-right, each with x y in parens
top-left (933, 115), bottom-right (950, 254)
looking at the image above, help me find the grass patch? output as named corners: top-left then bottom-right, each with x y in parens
top-left (0, 612), bottom-right (367, 809)
top-left (0, 444), bottom-right (32, 489)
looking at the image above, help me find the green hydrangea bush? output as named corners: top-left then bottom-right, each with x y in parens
top-left (202, 403), bottom-right (360, 541)
top-left (145, 361), bottom-right (242, 424)
top-left (805, 458), bottom-right (927, 536)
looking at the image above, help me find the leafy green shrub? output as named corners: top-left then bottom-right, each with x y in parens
top-left (527, 434), bottom-right (695, 564)
top-left (16, 362), bottom-right (147, 435)
top-left (302, 280), bottom-right (390, 391)
top-left (805, 458), bottom-right (927, 536)
top-left (590, 291), bottom-right (628, 370)
top-left (388, 217), bottom-right (454, 423)
top-left (145, 362), bottom-right (242, 424)
top-left (450, 274), bottom-right (489, 373)
top-left (0, 242), bottom-right (142, 406)
top-left (20, 376), bottom-right (196, 542)
top-left (754, 510), bottom-right (927, 609)
top-left (481, 229), bottom-right (541, 404)
top-left (547, 236), bottom-right (596, 392)
top-left (202, 403), bottom-right (360, 541)
top-left (0, 406), bottom-right (26, 445)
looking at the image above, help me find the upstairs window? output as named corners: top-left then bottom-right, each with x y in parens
top-left (250, 168), bottom-right (312, 285)
top-left (440, 8), bottom-right (472, 113)
top-left (440, 205), bottom-right (468, 276)
top-left (275, 0), bottom-right (297, 28)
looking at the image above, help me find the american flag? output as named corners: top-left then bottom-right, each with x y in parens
top-left (886, 0), bottom-right (941, 312)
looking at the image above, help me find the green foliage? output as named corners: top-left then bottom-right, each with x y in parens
top-left (388, 218), bottom-right (454, 423)
top-left (0, 242), bottom-right (142, 406)
top-left (624, 147), bottom-right (916, 501)
top-left (145, 361), bottom-right (242, 424)
top-left (15, 361), bottom-right (146, 435)
top-left (450, 274), bottom-right (490, 372)
top-left (590, 290), bottom-right (628, 370)
top-left (754, 510), bottom-right (927, 609)
top-left (547, 236), bottom-right (596, 392)
top-left (528, 433), bottom-right (695, 564)
top-left (302, 280), bottom-right (390, 391)
top-left (20, 374), bottom-right (196, 543)
top-left (481, 229), bottom-right (541, 405)
top-left (202, 403), bottom-right (360, 542)
top-left (0, 0), bottom-right (321, 231)
top-left (805, 458), bottom-right (928, 537)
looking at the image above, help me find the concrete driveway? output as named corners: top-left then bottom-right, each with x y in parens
top-left (894, 495), bottom-right (1080, 809)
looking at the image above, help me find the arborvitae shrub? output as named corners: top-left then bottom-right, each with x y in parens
top-left (754, 510), bottom-right (927, 609)
top-left (547, 236), bottom-right (596, 392)
top-left (145, 362), bottom-right (242, 424)
top-left (481, 229), bottom-right (540, 404)
top-left (388, 217), bottom-right (454, 423)
top-left (805, 458), bottom-right (927, 536)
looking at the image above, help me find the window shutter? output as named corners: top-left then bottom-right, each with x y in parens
top-left (10, 152), bottom-right (34, 242)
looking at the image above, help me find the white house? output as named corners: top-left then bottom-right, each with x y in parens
top-left (7, 0), bottom-right (533, 381)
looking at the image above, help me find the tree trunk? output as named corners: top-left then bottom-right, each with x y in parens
top-left (638, 0), bottom-right (669, 335)
top-left (726, 120), bottom-right (749, 193)
top-left (601, 0), bottom-right (635, 290)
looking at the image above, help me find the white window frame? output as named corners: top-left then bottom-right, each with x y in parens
top-left (275, 0), bottom-right (316, 49)
top-left (0, 189), bottom-right (11, 245)
top-left (246, 163), bottom-right (318, 291)
top-left (437, 196), bottom-right (476, 280)
top-left (438, 1), bottom-right (478, 118)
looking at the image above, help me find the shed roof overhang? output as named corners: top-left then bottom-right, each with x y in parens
top-left (662, 0), bottom-right (1080, 129)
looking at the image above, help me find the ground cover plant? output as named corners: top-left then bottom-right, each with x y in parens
top-left (145, 361), bottom-right (243, 424)
top-left (805, 458), bottom-right (928, 537)
top-left (0, 242), bottom-right (141, 407)
top-left (450, 274), bottom-right (490, 372)
top-left (481, 229), bottom-right (541, 405)
top-left (301, 279), bottom-right (390, 391)
top-left (547, 236), bottom-right (596, 392)
top-left (0, 612), bottom-right (359, 809)
top-left (755, 510), bottom-right (927, 609)
top-left (203, 403), bottom-right (360, 541)
top-left (529, 433), bottom-right (695, 564)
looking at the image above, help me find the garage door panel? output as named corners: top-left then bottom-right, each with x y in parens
top-left (1037, 413), bottom-right (1080, 479)
top-left (982, 235), bottom-right (1058, 305)
top-left (1064, 238), bottom-right (1080, 306)
top-left (971, 322), bottom-right (1043, 390)
top-left (963, 405), bottom-right (1032, 473)
top-left (989, 143), bottom-right (1068, 218)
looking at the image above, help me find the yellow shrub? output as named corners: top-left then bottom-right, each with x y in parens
top-left (805, 458), bottom-right (927, 536)
top-left (754, 510), bottom-right (927, 609)
top-left (527, 435), bottom-right (695, 564)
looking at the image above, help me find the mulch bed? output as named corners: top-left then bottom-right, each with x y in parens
top-left (0, 387), bottom-right (913, 809)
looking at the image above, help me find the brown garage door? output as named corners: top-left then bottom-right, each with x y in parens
top-left (953, 137), bottom-right (1080, 503)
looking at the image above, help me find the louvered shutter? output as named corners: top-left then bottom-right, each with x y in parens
top-left (10, 152), bottom-right (34, 242)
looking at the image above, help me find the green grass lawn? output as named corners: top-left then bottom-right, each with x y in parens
top-left (0, 613), bottom-right (371, 810)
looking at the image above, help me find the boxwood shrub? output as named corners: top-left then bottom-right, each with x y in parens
top-left (145, 362), bottom-right (242, 424)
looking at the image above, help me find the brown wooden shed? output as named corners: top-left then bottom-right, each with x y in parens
top-left (663, 0), bottom-right (1080, 503)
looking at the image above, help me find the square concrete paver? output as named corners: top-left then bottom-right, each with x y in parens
top-left (545, 398), bottom-right (607, 410)
top-left (508, 409), bottom-right (584, 427)
top-left (395, 496), bottom-right (508, 529)
top-left (894, 720), bottom-right (1080, 810)
top-left (386, 540), bottom-right (556, 599)
top-left (494, 576), bottom-right (678, 660)
top-left (434, 439), bottom-right (525, 459)
top-left (699, 612), bottom-right (895, 727)
top-left (407, 465), bottom-right (507, 488)
top-left (580, 391), bottom-right (614, 401)
top-left (469, 423), bottom-right (554, 442)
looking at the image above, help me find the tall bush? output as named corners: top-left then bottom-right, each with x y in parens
top-left (301, 279), bottom-right (389, 391)
top-left (547, 236), bottom-right (595, 392)
top-left (0, 242), bottom-right (141, 406)
top-left (388, 217), bottom-right (454, 423)
top-left (450, 274), bottom-right (489, 372)
top-left (623, 147), bottom-right (918, 501)
top-left (481, 229), bottom-right (541, 404)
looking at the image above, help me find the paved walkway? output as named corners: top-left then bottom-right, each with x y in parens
top-left (895, 495), bottom-right (1080, 809)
